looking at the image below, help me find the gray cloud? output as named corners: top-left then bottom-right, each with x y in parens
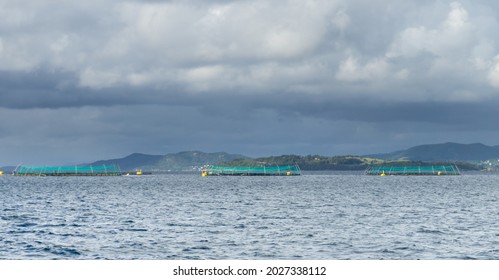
top-left (2, 0), bottom-right (499, 164)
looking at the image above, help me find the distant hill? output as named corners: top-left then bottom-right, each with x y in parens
top-left (224, 155), bottom-right (372, 170)
top-left (220, 154), bottom-right (481, 171)
top-left (92, 153), bottom-right (163, 171)
top-left (367, 142), bottom-right (499, 161)
top-left (91, 151), bottom-right (248, 172)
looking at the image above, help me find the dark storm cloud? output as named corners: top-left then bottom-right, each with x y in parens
top-left (0, 70), bottom-right (153, 109)
top-left (2, 0), bottom-right (499, 164)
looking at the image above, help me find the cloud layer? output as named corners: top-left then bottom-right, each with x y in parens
top-left (2, 0), bottom-right (499, 164)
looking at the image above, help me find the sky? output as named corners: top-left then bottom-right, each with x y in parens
top-left (2, 0), bottom-right (499, 165)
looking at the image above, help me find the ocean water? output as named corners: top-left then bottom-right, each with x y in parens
top-left (0, 173), bottom-right (498, 260)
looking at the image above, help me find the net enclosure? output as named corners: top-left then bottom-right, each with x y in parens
top-left (14, 165), bottom-right (122, 176)
top-left (365, 165), bottom-right (461, 176)
top-left (202, 165), bottom-right (301, 176)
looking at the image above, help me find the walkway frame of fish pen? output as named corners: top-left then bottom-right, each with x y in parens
top-left (364, 165), bottom-right (461, 176)
top-left (13, 165), bottom-right (122, 176)
top-left (202, 165), bottom-right (302, 176)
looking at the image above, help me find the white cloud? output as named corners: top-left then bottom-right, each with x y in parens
top-left (331, 9), bottom-right (350, 33)
top-left (122, 0), bottom-right (335, 61)
top-left (50, 34), bottom-right (70, 53)
top-left (335, 56), bottom-right (390, 82)
top-left (445, 2), bottom-right (469, 29)
top-left (1, 0), bottom-right (499, 97)
top-left (179, 65), bottom-right (232, 91)
top-left (388, 2), bottom-right (472, 58)
top-left (72, 0), bottom-right (341, 89)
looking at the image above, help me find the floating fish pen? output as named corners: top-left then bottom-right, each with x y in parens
top-left (365, 165), bottom-right (461, 176)
top-left (202, 165), bottom-right (301, 176)
top-left (14, 165), bottom-right (122, 176)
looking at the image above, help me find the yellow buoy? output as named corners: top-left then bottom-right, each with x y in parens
top-left (286, 172), bottom-right (291, 176)
top-left (136, 170), bottom-right (143, 175)
top-left (437, 171), bottom-right (442, 176)
top-left (380, 172), bottom-right (386, 177)
top-left (0, 171), bottom-right (3, 175)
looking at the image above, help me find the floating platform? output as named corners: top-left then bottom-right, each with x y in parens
top-left (14, 165), bottom-right (122, 176)
top-left (365, 165), bottom-right (461, 176)
top-left (202, 165), bottom-right (301, 176)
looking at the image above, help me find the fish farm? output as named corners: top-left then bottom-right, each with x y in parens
top-left (365, 165), bottom-right (461, 176)
top-left (202, 165), bottom-right (301, 176)
top-left (14, 165), bottom-right (122, 176)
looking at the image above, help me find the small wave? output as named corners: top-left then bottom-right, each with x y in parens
top-left (34, 230), bottom-right (55, 236)
top-left (260, 216), bottom-right (287, 220)
top-left (39, 223), bottom-right (67, 228)
top-left (25, 244), bottom-right (37, 251)
top-left (183, 246), bottom-right (211, 252)
top-left (166, 223), bottom-right (193, 227)
top-left (124, 228), bottom-right (148, 232)
top-left (461, 256), bottom-right (478, 260)
top-left (16, 222), bottom-right (38, 227)
top-left (191, 246), bottom-right (211, 250)
top-left (24, 254), bottom-right (45, 258)
top-left (380, 249), bottom-right (396, 254)
top-left (42, 246), bottom-right (82, 256)
top-left (7, 230), bottom-right (33, 234)
top-left (417, 228), bottom-right (445, 234)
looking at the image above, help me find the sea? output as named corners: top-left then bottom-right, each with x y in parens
top-left (0, 172), bottom-right (498, 260)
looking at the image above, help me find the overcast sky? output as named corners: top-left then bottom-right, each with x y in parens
top-left (2, 0), bottom-right (499, 165)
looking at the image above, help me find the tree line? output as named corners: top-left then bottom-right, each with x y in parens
top-left (222, 155), bottom-right (481, 171)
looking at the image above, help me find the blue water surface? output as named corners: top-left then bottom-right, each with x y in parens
top-left (0, 173), bottom-right (498, 259)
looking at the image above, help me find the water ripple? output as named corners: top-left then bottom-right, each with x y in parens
top-left (0, 174), bottom-right (498, 259)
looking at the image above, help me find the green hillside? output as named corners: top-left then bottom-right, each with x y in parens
top-left (221, 155), bottom-right (480, 171)
top-left (155, 151), bottom-right (248, 171)
top-left (367, 142), bottom-right (499, 161)
top-left (85, 142), bottom-right (494, 172)
top-left (224, 155), bottom-right (394, 170)
top-left (91, 151), bottom-right (248, 172)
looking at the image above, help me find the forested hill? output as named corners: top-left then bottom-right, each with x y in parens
top-left (90, 151), bottom-right (481, 172)
top-left (223, 155), bottom-right (370, 170)
top-left (222, 155), bottom-right (480, 171)
top-left (78, 142), bottom-right (499, 172)
top-left (91, 151), bottom-right (248, 172)
top-left (367, 142), bottom-right (499, 161)
top-left (4, 143), bottom-right (488, 172)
